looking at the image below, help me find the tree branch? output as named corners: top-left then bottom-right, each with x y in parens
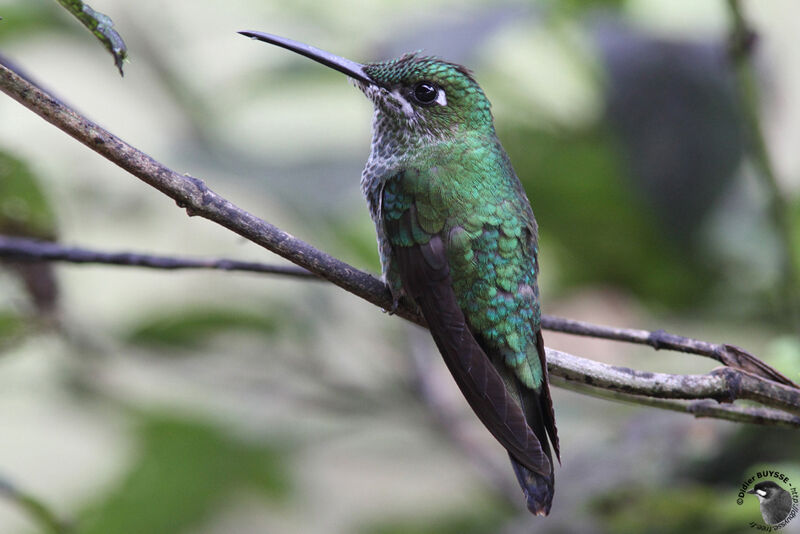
top-left (0, 235), bottom-right (317, 279)
top-left (549, 377), bottom-right (800, 429)
top-left (540, 316), bottom-right (798, 388)
top-left (0, 62), bottom-right (415, 319)
top-left (546, 348), bottom-right (800, 416)
top-left (1, 60), bottom-right (798, 426)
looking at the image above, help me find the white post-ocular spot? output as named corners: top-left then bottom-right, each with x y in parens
top-left (435, 88), bottom-right (447, 106)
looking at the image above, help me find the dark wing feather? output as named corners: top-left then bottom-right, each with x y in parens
top-left (391, 207), bottom-right (551, 476)
top-left (535, 329), bottom-right (560, 462)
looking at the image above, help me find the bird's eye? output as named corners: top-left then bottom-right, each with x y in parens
top-left (412, 81), bottom-right (439, 105)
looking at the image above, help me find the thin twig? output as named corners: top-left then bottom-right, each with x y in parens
top-left (0, 235), bottom-right (317, 279)
top-left (0, 477), bottom-right (70, 533)
top-left (1, 60), bottom-right (799, 425)
top-left (549, 376), bottom-right (800, 429)
top-left (4, 235), bottom-right (796, 389)
top-left (540, 316), bottom-right (798, 388)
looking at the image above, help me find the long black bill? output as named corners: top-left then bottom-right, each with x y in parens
top-left (238, 31), bottom-right (376, 86)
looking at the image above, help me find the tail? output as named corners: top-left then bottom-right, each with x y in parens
top-left (510, 329), bottom-right (559, 515)
top-left (510, 455), bottom-right (554, 516)
top-left (508, 388), bottom-right (556, 515)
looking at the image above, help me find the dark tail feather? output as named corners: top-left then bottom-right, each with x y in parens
top-left (509, 395), bottom-right (555, 516)
top-left (510, 455), bottom-right (554, 516)
top-left (511, 346), bottom-right (557, 516)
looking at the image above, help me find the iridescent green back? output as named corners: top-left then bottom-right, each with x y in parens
top-left (378, 138), bottom-right (544, 390)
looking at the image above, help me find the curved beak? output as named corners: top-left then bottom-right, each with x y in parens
top-left (239, 31), bottom-right (376, 87)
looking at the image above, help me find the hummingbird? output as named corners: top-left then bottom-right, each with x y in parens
top-left (240, 31), bottom-right (560, 515)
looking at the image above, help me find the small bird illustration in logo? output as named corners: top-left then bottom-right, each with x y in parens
top-left (748, 481), bottom-right (793, 525)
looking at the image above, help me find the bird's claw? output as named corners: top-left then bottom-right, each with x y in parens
top-left (384, 296), bottom-right (400, 315)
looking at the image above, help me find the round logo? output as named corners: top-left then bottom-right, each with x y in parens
top-left (737, 470), bottom-right (798, 530)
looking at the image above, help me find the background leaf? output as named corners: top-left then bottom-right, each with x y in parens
top-left (125, 306), bottom-right (287, 351)
top-left (54, 0), bottom-right (127, 75)
top-left (78, 412), bottom-right (291, 534)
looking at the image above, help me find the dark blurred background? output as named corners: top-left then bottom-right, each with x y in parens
top-left (0, 0), bottom-right (799, 533)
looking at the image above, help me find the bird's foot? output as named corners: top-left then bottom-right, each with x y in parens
top-left (384, 296), bottom-right (400, 315)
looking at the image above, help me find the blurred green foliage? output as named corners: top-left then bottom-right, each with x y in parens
top-left (0, 150), bottom-right (56, 239)
top-left (78, 412), bottom-right (291, 534)
top-left (590, 485), bottom-right (751, 534)
top-left (682, 427), bottom-right (800, 487)
top-left (0, 1), bottom-right (126, 76)
top-left (793, 201), bottom-right (800, 274)
top-left (768, 336), bottom-right (800, 383)
top-left (501, 124), bottom-right (716, 308)
top-left (0, 3), bottom-right (69, 43)
top-left (330, 213), bottom-right (384, 274)
top-left (547, 0), bottom-right (627, 16)
top-left (0, 150), bottom-right (59, 317)
top-left (360, 498), bottom-right (513, 534)
top-left (604, 423), bottom-right (800, 533)
top-left (0, 310), bottom-right (25, 345)
top-left (124, 306), bottom-right (288, 351)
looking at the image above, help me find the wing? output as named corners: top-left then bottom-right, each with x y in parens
top-left (536, 331), bottom-right (560, 460)
top-left (385, 194), bottom-right (551, 476)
